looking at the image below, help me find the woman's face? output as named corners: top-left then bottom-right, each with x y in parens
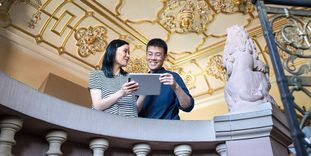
top-left (114, 44), bottom-right (130, 67)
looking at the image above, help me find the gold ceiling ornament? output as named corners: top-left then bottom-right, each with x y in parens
top-left (205, 54), bottom-right (226, 82)
top-left (125, 57), bottom-right (148, 73)
top-left (115, 0), bottom-right (124, 16)
top-left (74, 26), bottom-right (108, 57)
top-left (209, 0), bottom-right (254, 14)
top-left (180, 70), bottom-right (196, 90)
top-left (27, 0), bottom-right (42, 29)
top-left (172, 67), bottom-right (196, 89)
top-left (232, 0), bottom-right (242, 5)
top-left (28, 9), bottom-right (42, 29)
top-left (159, 0), bottom-right (215, 33)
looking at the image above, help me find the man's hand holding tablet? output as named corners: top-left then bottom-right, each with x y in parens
top-left (128, 73), bottom-right (162, 95)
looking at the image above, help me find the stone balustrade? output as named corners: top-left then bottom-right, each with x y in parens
top-left (0, 72), bottom-right (291, 156)
top-left (0, 117), bottom-right (23, 156)
top-left (174, 144), bottom-right (192, 156)
top-left (216, 144), bottom-right (227, 156)
top-left (46, 130), bottom-right (67, 156)
top-left (89, 138), bottom-right (109, 156)
top-left (133, 143), bottom-right (151, 156)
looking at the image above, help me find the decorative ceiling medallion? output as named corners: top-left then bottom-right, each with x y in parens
top-left (180, 70), bottom-right (196, 89)
top-left (171, 67), bottom-right (196, 89)
top-left (74, 26), bottom-right (107, 57)
top-left (159, 0), bottom-right (215, 33)
top-left (27, 0), bottom-right (42, 29)
top-left (205, 55), bottom-right (226, 82)
top-left (209, 0), bottom-right (254, 13)
top-left (125, 57), bottom-right (148, 73)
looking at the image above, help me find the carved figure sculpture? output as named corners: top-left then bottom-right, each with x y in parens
top-left (222, 25), bottom-right (276, 112)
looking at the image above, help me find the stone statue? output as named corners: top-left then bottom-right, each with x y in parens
top-left (222, 25), bottom-right (276, 112)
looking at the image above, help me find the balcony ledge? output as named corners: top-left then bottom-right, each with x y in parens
top-left (0, 72), bottom-right (220, 150)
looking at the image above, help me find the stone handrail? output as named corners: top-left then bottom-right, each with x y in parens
top-left (0, 72), bottom-right (291, 156)
top-left (0, 72), bottom-right (221, 155)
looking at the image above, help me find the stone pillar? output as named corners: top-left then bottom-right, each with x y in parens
top-left (133, 143), bottom-right (151, 156)
top-left (89, 138), bottom-right (109, 156)
top-left (216, 144), bottom-right (227, 156)
top-left (174, 144), bottom-right (192, 156)
top-left (45, 130), bottom-right (67, 156)
top-left (0, 116), bottom-right (23, 156)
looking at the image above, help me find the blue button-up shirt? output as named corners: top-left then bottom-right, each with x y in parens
top-left (138, 67), bottom-right (194, 120)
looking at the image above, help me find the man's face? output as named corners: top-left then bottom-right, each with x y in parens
top-left (146, 46), bottom-right (166, 73)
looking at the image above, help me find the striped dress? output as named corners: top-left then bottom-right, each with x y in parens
top-left (88, 70), bottom-right (138, 117)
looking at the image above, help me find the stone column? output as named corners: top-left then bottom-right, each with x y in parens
top-left (174, 144), bottom-right (192, 156)
top-left (0, 116), bottom-right (23, 156)
top-left (216, 144), bottom-right (227, 156)
top-left (89, 138), bottom-right (109, 156)
top-left (45, 130), bottom-right (67, 156)
top-left (133, 143), bottom-right (151, 156)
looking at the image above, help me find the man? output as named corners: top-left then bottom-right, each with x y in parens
top-left (139, 38), bottom-right (194, 120)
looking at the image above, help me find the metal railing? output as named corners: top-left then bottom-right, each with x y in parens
top-left (251, 0), bottom-right (311, 156)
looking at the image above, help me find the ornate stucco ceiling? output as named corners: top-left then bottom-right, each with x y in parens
top-left (1, 0), bottom-right (290, 119)
top-left (3, 0), bottom-right (266, 96)
top-left (1, 0), bottom-right (310, 120)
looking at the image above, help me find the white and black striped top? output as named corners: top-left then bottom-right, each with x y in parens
top-left (88, 70), bottom-right (137, 117)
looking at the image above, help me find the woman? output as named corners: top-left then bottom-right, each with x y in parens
top-left (88, 39), bottom-right (144, 117)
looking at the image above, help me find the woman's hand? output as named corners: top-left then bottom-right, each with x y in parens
top-left (119, 81), bottom-right (139, 96)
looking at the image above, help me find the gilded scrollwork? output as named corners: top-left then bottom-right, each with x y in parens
top-left (205, 55), bottom-right (226, 82)
top-left (74, 26), bottom-right (108, 57)
top-left (115, 0), bottom-right (124, 16)
top-left (274, 34), bottom-right (290, 60)
top-left (181, 71), bottom-right (196, 90)
top-left (159, 0), bottom-right (215, 33)
top-left (5, 0), bottom-right (266, 99)
top-left (271, 14), bottom-right (311, 51)
top-left (272, 15), bottom-right (311, 74)
top-left (27, 0), bottom-right (42, 29)
top-left (173, 67), bottom-right (196, 89)
top-left (28, 10), bottom-right (42, 29)
top-left (125, 57), bottom-right (148, 73)
top-left (269, 12), bottom-right (311, 104)
top-left (279, 17), bottom-right (310, 52)
top-left (209, 0), bottom-right (254, 14)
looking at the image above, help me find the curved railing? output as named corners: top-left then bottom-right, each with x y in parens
top-left (251, 1), bottom-right (311, 155)
top-left (0, 72), bottom-right (291, 156)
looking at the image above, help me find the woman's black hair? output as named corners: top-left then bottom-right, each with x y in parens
top-left (101, 39), bottom-right (129, 78)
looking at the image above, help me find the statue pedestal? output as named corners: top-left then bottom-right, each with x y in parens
top-left (214, 102), bottom-right (291, 156)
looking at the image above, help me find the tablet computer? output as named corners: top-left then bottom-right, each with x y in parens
top-left (129, 73), bottom-right (162, 95)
